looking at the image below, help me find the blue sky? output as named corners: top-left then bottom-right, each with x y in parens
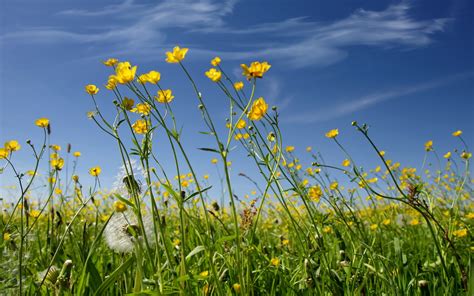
top-left (1, 0), bottom-right (473, 199)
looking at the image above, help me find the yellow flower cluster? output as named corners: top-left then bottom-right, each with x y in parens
top-left (247, 97), bottom-right (268, 121)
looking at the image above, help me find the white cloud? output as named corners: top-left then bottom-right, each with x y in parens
top-left (284, 72), bottom-right (473, 124)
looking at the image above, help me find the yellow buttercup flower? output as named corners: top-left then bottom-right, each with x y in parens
top-left (461, 151), bottom-right (472, 160)
top-left (443, 152), bottom-right (451, 159)
top-left (241, 61), bottom-right (271, 80)
top-left (211, 158), bottom-right (218, 164)
top-left (247, 97), bottom-right (268, 121)
top-left (3, 232), bottom-right (11, 241)
top-left (308, 185), bottom-right (322, 201)
top-left (285, 146), bottom-right (295, 152)
top-left (383, 219), bottom-right (391, 225)
top-left (73, 151), bottom-right (81, 157)
top-left (51, 158), bottom-right (65, 170)
top-left (424, 140), bottom-right (433, 151)
top-left (113, 61), bottom-right (137, 84)
top-left (122, 97), bottom-right (135, 110)
top-left (35, 118), bottom-right (50, 128)
top-left (211, 56), bottom-right (221, 66)
top-left (85, 84), bottom-right (99, 95)
top-left (379, 150), bottom-right (386, 157)
top-left (233, 283), bottom-right (241, 293)
top-left (325, 129), bottom-right (339, 139)
top-left (236, 119), bottom-right (246, 129)
top-left (165, 46), bottom-right (188, 63)
top-left (0, 148), bottom-right (9, 159)
top-left (132, 119), bottom-right (148, 134)
top-left (342, 159), bottom-right (351, 167)
top-left (138, 70), bottom-right (161, 84)
top-left (234, 81), bottom-right (244, 91)
top-left (155, 89), bottom-right (174, 103)
top-left (270, 257), bottom-right (280, 267)
top-left (199, 270), bottom-right (209, 277)
top-left (205, 68), bottom-right (222, 82)
top-left (89, 166), bottom-right (101, 177)
top-left (113, 200), bottom-right (127, 213)
top-left (51, 144), bottom-right (61, 151)
top-left (452, 130), bottom-right (462, 137)
top-left (330, 181), bottom-right (339, 190)
top-left (453, 228), bottom-right (467, 238)
top-left (306, 146), bottom-right (312, 152)
top-left (131, 103), bottom-right (152, 116)
top-left (106, 75), bottom-right (118, 90)
top-left (5, 140), bottom-right (21, 152)
top-left (370, 224), bottom-right (378, 230)
top-left (103, 58), bottom-right (118, 67)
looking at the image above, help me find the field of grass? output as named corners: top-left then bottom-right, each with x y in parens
top-left (1, 48), bottom-right (472, 295)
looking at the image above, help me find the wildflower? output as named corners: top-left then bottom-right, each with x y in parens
top-left (106, 75), bottom-right (118, 90)
top-left (51, 158), bottom-right (65, 171)
top-left (342, 159), bottom-right (351, 167)
top-left (236, 119), bottom-right (246, 129)
top-left (323, 226), bottom-right (332, 233)
top-left (285, 146), bottom-right (295, 152)
top-left (453, 228), bottom-right (467, 238)
top-left (370, 224), bottom-right (378, 231)
top-left (35, 118), bottom-right (50, 128)
top-left (466, 212), bottom-right (474, 219)
top-left (461, 151), bottom-right (472, 160)
top-left (165, 46), bottom-right (188, 63)
top-left (211, 158), bottom-right (218, 164)
top-left (443, 152), bottom-right (451, 159)
top-left (113, 200), bottom-right (127, 213)
top-left (138, 71), bottom-right (161, 84)
top-left (270, 257), bottom-right (280, 267)
top-left (308, 186), bottom-right (322, 201)
top-left (199, 270), bottom-right (209, 277)
top-left (87, 111), bottom-right (96, 119)
top-left (383, 219), bottom-right (391, 225)
top-left (30, 210), bottom-right (41, 218)
top-left (104, 211), bottom-right (154, 253)
top-left (234, 81), bottom-right (244, 91)
top-left (452, 130), bottom-right (462, 137)
top-left (379, 150), bottom-right (386, 157)
top-left (132, 119), bottom-right (148, 134)
top-left (131, 102), bottom-right (151, 116)
top-left (205, 68), bottom-right (222, 82)
top-left (89, 166), bottom-right (101, 177)
top-left (114, 62), bottom-right (137, 84)
top-left (73, 151), bottom-right (81, 157)
top-left (330, 181), bottom-right (339, 190)
top-left (306, 146), bottom-right (312, 152)
top-left (103, 58), bottom-right (118, 67)
top-left (211, 56), bottom-right (221, 66)
top-left (241, 61), bottom-right (271, 80)
top-left (121, 97), bottom-right (135, 110)
top-left (51, 144), bottom-right (61, 151)
top-left (55, 188), bottom-right (62, 195)
top-left (0, 148), bottom-right (9, 159)
top-left (233, 283), bottom-right (241, 293)
top-left (85, 84), bottom-right (99, 95)
top-left (424, 140), bottom-right (433, 151)
top-left (247, 97), bottom-right (268, 121)
top-left (72, 175), bottom-right (79, 182)
top-left (325, 129), bottom-right (339, 139)
top-left (5, 140), bottom-right (21, 152)
top-left (155, 89), bottom-right (174, 103)
top-left (409, 218), bottom-right (419, 226)
top-left (3, 232), bottom-right (11, 241)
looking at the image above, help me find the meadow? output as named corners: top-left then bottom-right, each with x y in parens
top-left (0, 47), bottom-right (472, 295)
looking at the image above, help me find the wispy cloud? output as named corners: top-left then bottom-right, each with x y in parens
top-left (1, 1), bottom-right (448, 67)
top-left (284, 72), bottom-right (473, 124)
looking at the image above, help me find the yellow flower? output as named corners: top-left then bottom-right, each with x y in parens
top-left (73, 151), bottom-right (81, 157)
top-left (106, 75), bottom-right (118, 90)
top-left (103, 58), bottom-right (118, 67)
top-left (203, 174), bottom-right (209, 180)
top-left (3, 232), bottom-right (11, 241)
top-left (51, 144), bottom-right (61, 151)
top-left (330, 181), bottom-right (339, 190)
top-left (155, 89), bottom-right (174, 103)
top-left (51, 158), bottom-right (65, 170)
top-left (5, 140), bottom-right (21, 152)
top-left (30, 210), bottom-right (41, 218)
top-left (35, 118), bottom-right (50, 128)
top-left (424, 140), bottom-right (433, 151)
top-left (205, 68), bottom-right (222, 82)
top-left (379, 150), bottom-right (386, 157)
top-left (122, 97), bottom-right (135, 110)
top-left (199, 270), bottom-right (209, 277)
top-left (211, 158), bottom-right (218, 164)
top-left (211, 56), bottom-right (221, 66)
top-left (234, 133), bottom-right (243, 140)
top-left (236, 119), bottom-right (246, 129)
top-left (306, 146), bottom-right (312, 152)
top-left (114, 61), bottom-right (137, 84)
top-left (131, 103), bottom-right (152, 116)
top-left (138, 71), bottom-right (161, 84)
top-left (370, 224), bottom-right (378, 230)
top-left (85, 84), bottom-right (99, 95)
top-left (165, 46), bottom-right (189, 63)
top-left (234, 81), bottom-right (244, 91)
top-left (55, 188), bottom-right (62, 195)
top-left (240, 61), bottom-right (271, 80)
top-left (132, 119), bottom-right (148, 134)
top-left (323, 226), bottom-right (332, 234)
top-left (382, 219), bottom-right (391, 225)
top-left (461, 151), bottom-right (472, 160)
top-left (247, 97), bottom-right (268, 121)
top-left (89, 166), bottom-right (101, 177)
top-left (113, 200), bottom-right (127, 213)
top-left (270, 257), bottom-right (280, 267)
top-left (0, 148), bottom-right (8, 159)
top-left (233, 283), bottom-right (241, 293)
top-left (342, 159), bottom-right (351, 167)
top-left (443, 152), bottom-right (451, 159)
top-left (325, 129), bottom-right (339, 139)
top-left (285, 146), bottom-right (295, 152)
top-left (409, 218), bottom-right (419, 226)
top-left (72, 175), bottom-right (79, 182)
top-left (453, 228), bottom-right (467, 238)
top-left (308, 186), bottom-right (322, 201)
top-left (452, 130), bottom-right (462, 137)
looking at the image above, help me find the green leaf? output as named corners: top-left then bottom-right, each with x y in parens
top-left (186, 245), bottom-right (206, 261)
top-left (198, 147), bottom-right (220, 153)
top-left (183, 186), bottom-right (212, 202)
top-left (94, 256), bottom-right (134, 296)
